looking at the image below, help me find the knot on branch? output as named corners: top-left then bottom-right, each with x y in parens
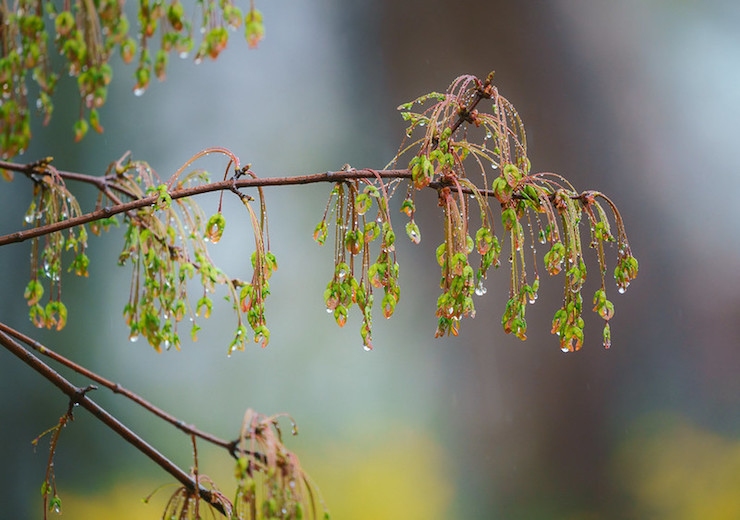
top-left (29, 157), bottom-right (54, 174)
top-left (71, 384), bottom-right (98, 406)
top-left (457, 107), bottom-right (480, 126)
top-left (234, 163), bottom-right (252, 179)
top-left (67, 384), bottom-right (98, 415)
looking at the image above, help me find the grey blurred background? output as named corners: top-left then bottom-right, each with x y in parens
top-left (2, 1), bottom-right (740, 518)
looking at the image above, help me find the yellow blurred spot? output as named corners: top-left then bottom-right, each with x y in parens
top-left (309, 428), bottom-right (453, 519)
top-left (613, 414), bottom-right (740, 520)
top-left (54, 480), bottom-right (175, 519)
top-left (42, 429), bottom-right (453, 519)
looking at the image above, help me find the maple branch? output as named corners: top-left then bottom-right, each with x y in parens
top-left (0, 168), bottom-right (412, 246)
top-left (1, 151), bottom-right (590, 250)
top-left (0, 322), bottom-right (242, 455)
top-left (0, 327), bottom-right (229, 516)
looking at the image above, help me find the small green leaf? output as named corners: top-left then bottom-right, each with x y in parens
top-left (24, 279), bottom-right (44, 305)
top-left (355, 193), bottom-right (372, 215)
top-left (206, 213), bottom-right (226, 243)
top-left (244, 8), bottom-right (264, 48)
top-left (400, 198), bottom-right (415, 217)
top-left (313, 221), bottom-right (328, 245)
top-left (405, 221), bottom-right (421, 244)
top-left (196, 296), bottom-right (212, 318)
top-left (364, 221), bottom-right (380, 242)
top-left (73, 118), bottom-right (88, 142)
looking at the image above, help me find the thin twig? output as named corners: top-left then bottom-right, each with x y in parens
top-left (0, 329), bottom-right (229, 516)
top-left (0, 164), bottom-right (568, 248)
top-left (0, 322), bottom-right (240, 454)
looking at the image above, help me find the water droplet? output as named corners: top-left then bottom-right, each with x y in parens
top-left (528, 293), bottom-right (538, 304)
top-left (179, 51), bottom-right (189, 59)
top-left (129, 333), bottom-right (139, 342)
top-left (560, 346), bottom-right (570, 353)
top-left (490, 163), bottom-right (499, 170)
top-left (363, 344), bottom-right (372, 351)
top-left (326, 308), bottom-right (333, 313)
top-left (133, 88), bottom-right (145, 97)
top-left (163, 339), bottom-right (170, 348)
top-left (474, 281), bottom-right (487, 296)
top-left (338, 268), bottom-right (347, 281)
top-left (485, 131), bottom-right (492, 139)
top-left (618, 286), bottom-right (626, 294)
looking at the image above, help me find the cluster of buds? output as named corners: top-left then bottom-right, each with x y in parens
top-left (0, 0), bottom-right (263, 157)
top-left (315, 181), bottom-right (399, 350)
top-left (392, 73), bottom-right (638, 350)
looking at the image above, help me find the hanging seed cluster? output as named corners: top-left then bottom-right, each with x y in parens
top-left (232, 409), bottom-right (328, 520)
top-left (393, 72), bottom-right (638, 350)
top-left (0, 0), bottom-right (264, 158)
top-left (313, 180), bottom-right (400, 351)
top-left (21, 160), bottom-right (87, 331)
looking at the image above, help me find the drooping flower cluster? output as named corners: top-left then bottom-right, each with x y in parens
top-left (0, 0), bottom-right (265, 158)
top-left (314, 178), bottom-right (400, 350)
top-left (393, 72), bottom-right (638, 350)
top-left (21, 160), bottom-right (87, 331)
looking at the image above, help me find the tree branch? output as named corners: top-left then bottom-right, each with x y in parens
top-left (0, 160), bottom-right (559, 248)
top-left (0, 328), bottom-right (229, 516)
top-left (0, 322), bottom-right (241, 454)
top-left (0, 168), bottom-right (413, 246)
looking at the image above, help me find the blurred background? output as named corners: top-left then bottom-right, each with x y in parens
top-left (2, 1), bottom-right (740, 518)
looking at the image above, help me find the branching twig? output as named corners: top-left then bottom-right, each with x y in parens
top-left (0, 328), bottom-right (229, 516)
top-left (0, 322), bottom-right (243, 454)
top-left (0, 162), bottom-right (569, 247)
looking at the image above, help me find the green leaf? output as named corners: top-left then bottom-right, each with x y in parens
top-left (405, 221), bottom-right (421, 244)
top-left (313, 221), bottom-right (328, 245)
top-left (73, 118), bottom-right (88, 142)
top-left (206, 213), bottom-right (226, 243)
top-left (24, 279), bottom-right (44, 305)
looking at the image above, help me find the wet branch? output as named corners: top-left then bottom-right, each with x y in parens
top-left (0, 328), bottom-right (229, 516)
top-left (0, 322), bottom-right (241, 455)
top-left (0, 159), bottom-right (539, 248)
top-left (0, 167), bottom-right (415, 246)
